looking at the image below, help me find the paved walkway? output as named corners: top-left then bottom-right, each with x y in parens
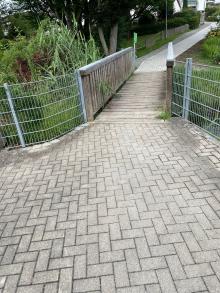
top-left (137, 23), bottom-right (213, 72)
top-left (0, 22), bottom-right (220, 292)
top-left (0, 93), bottom-right (220, 293)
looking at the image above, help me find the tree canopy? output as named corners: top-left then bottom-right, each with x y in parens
top-left (0, 0), bottom-right (175, 55)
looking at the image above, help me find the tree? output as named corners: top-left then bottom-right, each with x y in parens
top-left (183, 0), bottom-right (188, 8)
top-left (15, 0), bottom-right (88, 31)
top-left (10, 0), bottom-right (175, 56)
top-left (132, 0), bottom-right (174, 21)
top-left (0, 0), bottom-right (26, 38)
top-left (92, 0), bottom-right (136, 55)
top-left (15, 0), bottom-right (136, 55)
top-left (4, 12), bottom-right (39, 38)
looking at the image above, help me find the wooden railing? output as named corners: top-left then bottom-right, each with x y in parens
top-left (79, 47), bottom-right (135, 121)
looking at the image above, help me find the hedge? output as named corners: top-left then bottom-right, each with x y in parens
top-left (132, 9), bottom-right (200, 36)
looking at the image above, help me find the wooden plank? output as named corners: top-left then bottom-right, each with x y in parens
top-left (79, 47), bottom-right (135, 121)
top-left (79, 48), bottom-right (133, 76)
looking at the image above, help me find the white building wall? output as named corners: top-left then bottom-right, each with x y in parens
top-left (174, 0), bottom-right (183, 12)
top-left (197, 0), bottom-right (207, 11)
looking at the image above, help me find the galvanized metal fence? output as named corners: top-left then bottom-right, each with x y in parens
top-left (0, 71), bottom-right (86, 148)
top-left (0, 48), bottom-right (135, 149)
top-left (172, 59), bottom-right (220, 139)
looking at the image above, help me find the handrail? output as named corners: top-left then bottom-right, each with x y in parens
top-left (78, 47), bottom-right (135, 121)
top-left (79, 47), bottom-right (133, 76)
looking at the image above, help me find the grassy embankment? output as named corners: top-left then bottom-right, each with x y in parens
top-left (120, 32), bottom-right (185, 58)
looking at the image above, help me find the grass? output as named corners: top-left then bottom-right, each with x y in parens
top-left (172, 63), bottom-right (220, 138)
top-left (177, 39), bottom-right (220, 66)
top-left (0, 74), bottom-right (84, 147)
top-left (120, 32), bottom-right (184, 58)
top-left (120, 32), bottom-right (161, 50)
top-left (158, 111), bottom-right (172, 120)
top-left (136, 33), bottom-right (182, 58)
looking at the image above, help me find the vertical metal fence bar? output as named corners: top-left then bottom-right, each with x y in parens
top-left (3, 83), bottom-right (26, 147)
top-left (76, 70), bottom-right (87, 123)
top-left (166, 42), bottom-right (175, 113)
top-left (183, 58), bottom-right (192, 120)
top-left (183, 60), bottom-right (188, 119)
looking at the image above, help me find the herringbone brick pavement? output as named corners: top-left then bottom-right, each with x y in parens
top-left (0, 119), bottom-right (219, 293)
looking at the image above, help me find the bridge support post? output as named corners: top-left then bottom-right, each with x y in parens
top-left (166, 42), bottom-right (175, 114)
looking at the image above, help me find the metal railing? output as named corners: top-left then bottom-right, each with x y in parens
top-left (0, 48), bottom-right (135, 148)
top-left (172, 59), bottom-right (220, 139)
top-left (0, 72), bottom-right (86, 148)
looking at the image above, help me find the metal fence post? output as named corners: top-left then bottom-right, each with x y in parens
top-left (76, 70), bottom-right (87, 123)
top-left (166, 42), bottom-right (175, 113)
top-left (183, 58), bottom-right (192, 120)
top-left (3, 83), bottom-right (26, 147)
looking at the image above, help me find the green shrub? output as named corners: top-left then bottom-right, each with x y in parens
top-left (174, 9), bottom-right (200, 29)
top-left (0, 19), bottom-right (100, 84)
top-left (131, 8), bottom-right (200, 37)
top-left (131, 22), bottom-right (163, 36)
top-left (0, 36), bottom-right (29, 83)
top-left (131, 18), bottom-right (187, 36)
top-left (167, 17), bottom-right (187, 28)
top-left (138, 12), bottom-right (156, 25)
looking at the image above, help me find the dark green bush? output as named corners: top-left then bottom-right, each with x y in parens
top-left (138, 12), bottom-right (156, 26)
top-left (174, 9), bottom-right (200, 29)
top-left (131, 22), bottom-right (164, 36)
top-left (131, 17), bottom-right (188, 36)
top-left (167, 17), bottom-right (187, 28)
top-left (131, 8), bottom-right (200, 37)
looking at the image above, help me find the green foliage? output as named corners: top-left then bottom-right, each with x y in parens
top-left (6, 12), bottom-right (39, 39)
top-left (158, 111), bottom-right (171, 120)
top-left (183, 0), bottom-right (188, 8)
top-left (0, 19), bottom-right (100, 147)
top-left (173, 63), bottom-right (220, 138)
top-left (138, 11), bottom-right (156, 26)
top-left (131, 7), bottom-right (200, 37)
top-left (0, 74), bottom-right (83, 146)
top-left (0, 35), bottom-right (29, 83)
top-left (28, 19), bottom-right (100, 78)
top-left (131, 22), bottom-right (163, 36)
top-left (174, 9), bottom-right (200, 29)
top-left (136, 32), bottom-right (181, 58)
top-left (131, 16), bottom-right (190, 36)
top-left (205, 5), bottom-right (220, 22)
top-left (0, 25), bottom-right (4, 39)
top-left (0, 19), bottom-right (100, 83)
top-left (99, 81), bottom-right (113, 97)
top-left (202, 31), bottom-right (220, 65)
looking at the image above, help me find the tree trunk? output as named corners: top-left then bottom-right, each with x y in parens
top-left (98, 27), bottom-right (109, 56)
top-left (64, 9), bottom-right (73, 30)
top-left (109, 23), bottom-right (118, 55)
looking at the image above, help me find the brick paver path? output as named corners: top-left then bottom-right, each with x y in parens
top-left (0, 71), bottom-right (220, 292)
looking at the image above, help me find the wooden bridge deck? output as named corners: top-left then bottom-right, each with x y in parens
top-left (95, 71), bottom-right (166, 123)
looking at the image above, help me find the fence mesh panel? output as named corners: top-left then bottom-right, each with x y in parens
top-left (172, 61), bottom-right (220, 139)
top-left (0, 72), bottom-right (84, 147)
